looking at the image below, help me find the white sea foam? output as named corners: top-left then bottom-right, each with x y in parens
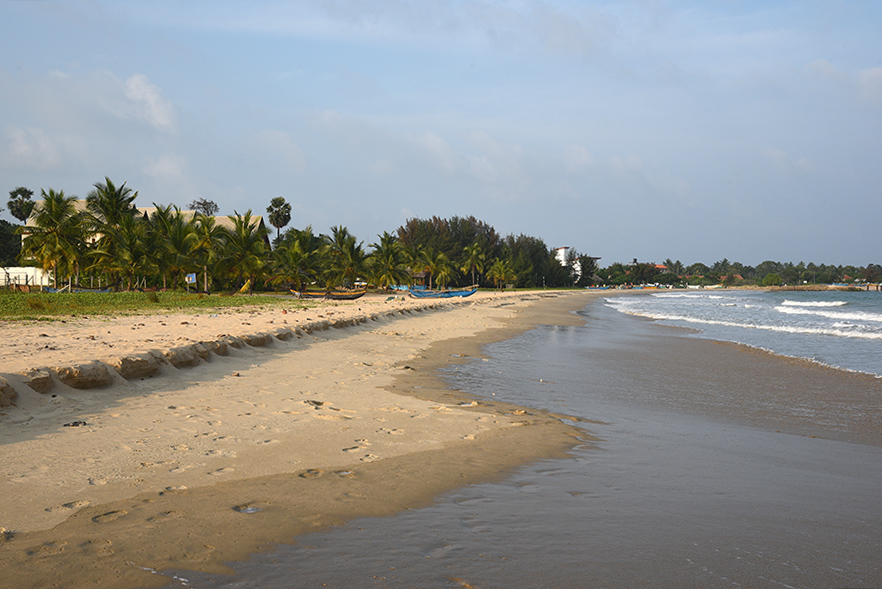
top-left (775, 306), bottom-right (882, 323)
top-left (781, 299), bottom-right (848, 307)
top-left (620, 310), bottom-right (882, 340)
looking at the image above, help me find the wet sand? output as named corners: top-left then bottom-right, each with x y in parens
top-left (0, 290), bottom-right (597, 588)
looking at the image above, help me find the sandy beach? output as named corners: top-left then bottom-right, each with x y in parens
top-left (0, 290), bottom-right (597, 587)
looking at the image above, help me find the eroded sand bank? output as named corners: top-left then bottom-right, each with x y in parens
top-left (0, 290), bottom-right (598, 588)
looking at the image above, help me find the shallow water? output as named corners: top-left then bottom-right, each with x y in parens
top-left (176, 302), bottom-right (882, 588)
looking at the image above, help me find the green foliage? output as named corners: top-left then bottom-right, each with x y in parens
top-left (189, 198), bottom-right (219, 216)
top-left (762, 273), bottom-right (783, 286)
top-left (0, 219), bottom-right (21, 266)
top-left (266, 196), bottom-right (292, 240)
top-left (0, 290), bottom-right (303, 320)
top-left (7, 187), bottom-right (35, 222)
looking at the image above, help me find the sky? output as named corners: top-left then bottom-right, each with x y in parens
top-left (1, 0), bottom-right (880, 266)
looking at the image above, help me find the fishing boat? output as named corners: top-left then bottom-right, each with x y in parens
top-left (290, 288), bottom-right (367, 300)
top-left (408, 286), bottom-right (477, 299)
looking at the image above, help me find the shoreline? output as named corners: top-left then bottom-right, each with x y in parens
top-left (0, 290), bottom-right (599, 587)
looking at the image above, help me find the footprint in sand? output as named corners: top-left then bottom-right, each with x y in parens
top-left (159, 486), bottom-right (188, 496)
top-left (168, 465), bottom-right (192, 474)
top-left (208, 467), bottom-right (234, 476)
top-left (91, 510), bottom-right (127, 523)
top-left (360, 453), bottom-right (379, 462)
top-left (77, 538), bottom-right (114, 557)
top-left (26, 540), bottom-right (67, 556)
top-left (145, 510), bottom-right (184, 522)
top-left (379, 427), bottom-right (404, 435)
top-left (299, 468), bottom-right (324, 479)
top-left (315, 414), bottom-right (352, 421)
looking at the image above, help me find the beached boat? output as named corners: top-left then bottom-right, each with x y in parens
top-left (408, 286), bottom-right (477, 299)
top-left (290, 288), bottom-right (367, 300)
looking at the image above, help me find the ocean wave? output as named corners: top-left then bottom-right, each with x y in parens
top-left (781, 299), bottom-right (848, 307)
top-left (775, 306), bottom-right (882, 323)
top-left (620, 310), bottom-right (882, 340)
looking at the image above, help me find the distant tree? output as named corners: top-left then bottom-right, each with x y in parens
top-left (488, 258), bottom-right (516, 290)
top-left (460, 243), bottom-right (486, 287)
top-left (369, 231), bottom-right (408, 290)
top-left (762, 273), bottom-right (782, 287)
top-left (0, 219), bottom-right (21, 265)
top-left (7, 187), bottom-right (35, 222)
top-left (575, 254), bottom-right (599, 287)
top-left (266, 196), bottom-right (291, 242)
top-left (19, 189), bottom-right (85, 286)
top-left (189, 198), bottom-right (219, 216)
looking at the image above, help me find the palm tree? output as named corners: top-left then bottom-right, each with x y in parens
top-left (322, 226), bottom-right (368, 289)
top-left (488, 258), bottom-right (517, 291)
top-left (87, 213), bottom-right (151, 290)
top-left (18, 189), bottom-right (85, 287)
top-left (220, 210), bottom-right (269, 293)
top-left (266, 196), bottom-right (291, 242)
top-left (193, 213), bottom-right (226, 293)
top-left (460, 243), bottom-right (486, 287)
top-left (163, 208), bottom-right (198, 289)
top-left (369, 231), bottom-right (408, 291)
top-left (86, 178), bottom-right (139, 289)
top-left (427, 249), bottom-right (454, 288)
top-left (147, 204), bottom-right (175, 289)
top-left (269, 239), bottom-right (318, 291)
top-left (401, 244), bottom-right (429, 287)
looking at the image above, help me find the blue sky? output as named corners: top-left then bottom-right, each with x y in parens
top-left (1, 1), bottom-right (880, 266)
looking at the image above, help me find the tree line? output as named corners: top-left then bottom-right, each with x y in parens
top-left (3, 180), bottom-right (595, 292)
top-left (599, 258), bottom-right (882, 287)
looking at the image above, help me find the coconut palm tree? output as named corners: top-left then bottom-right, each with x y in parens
top-left (488, 258), bottom-right (517, 291)
top-left (460, 243), bottom-right (486, 287)
top-left (220, 210), bottom-right (269, 293)
top-left (322, 226), bottom-right (368, 289)
top-left (147, 204), bottom-right (175, 289)
top-left (19, 189), bottom-right (85, 286)
top-left (86, 178), bottom-right (139, 289)
top-left (269, 239), bottom-right (318, 291)
top-left (87, 213), bottom-right (151, 290)
top-left (193, 213), bottom-right (226, 293)
top-left (427, 249), bottom-right (454, 288)
top-left (162, 208), bottom-right (198, 289)
top-left (369, 231), bottom-right (408, 291)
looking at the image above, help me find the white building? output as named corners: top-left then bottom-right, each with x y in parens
top-left (1, 267), bottom-right (52, 287)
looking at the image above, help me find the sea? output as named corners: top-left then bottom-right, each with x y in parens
top-left (174, 290), bottom-right (882, 588)
top-left (605, 288), bottom-right (882, 377)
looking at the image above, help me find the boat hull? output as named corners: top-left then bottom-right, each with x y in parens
top-left (408, 287), bottom-right (477, 299)
top-left (291, 289), bottom-right (367, 300)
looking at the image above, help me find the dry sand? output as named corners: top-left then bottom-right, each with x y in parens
top-left (0, 290), bottom-right (599, 588)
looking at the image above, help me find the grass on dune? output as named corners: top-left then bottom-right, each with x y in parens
top-left (0, 290), bottom-right (311, 321)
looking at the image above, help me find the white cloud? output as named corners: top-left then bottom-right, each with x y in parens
top-left (142, 153), bottom-right (187, 181)
top-left (0, 126), bottom-right (88, 173)
top-left (123, 74), bottom-right (175, 129)
top-left (415, 131), bottom-right (458, 173)
top-left (763, 147), bottom-right (810, 172)
top-left (564, 145), bottom-right (594, 172)
top-left (858, 66), bottom-right (882, 103)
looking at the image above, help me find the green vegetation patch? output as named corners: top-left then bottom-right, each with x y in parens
top-left (0, 290), bottom-right (310, 321)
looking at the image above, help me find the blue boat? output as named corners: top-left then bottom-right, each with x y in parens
top-left (408, 286), bottom-right (477, 299)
